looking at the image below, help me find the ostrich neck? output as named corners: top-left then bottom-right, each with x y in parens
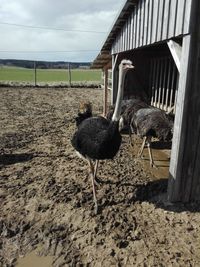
top-left (112, 69), bottom-right (126, 122)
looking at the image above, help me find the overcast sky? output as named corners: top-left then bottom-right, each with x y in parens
top-left (0, 0), bottom-right (124, 62)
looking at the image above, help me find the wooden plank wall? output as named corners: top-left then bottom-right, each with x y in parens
top-left (112, 0), bottom-right (192, 54)
top-left (168, 0), bottom-right (200, 202)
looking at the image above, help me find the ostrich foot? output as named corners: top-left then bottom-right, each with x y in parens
top-left (129, 137), bottom-right (134, 147)
top-left (94, 176), bottom-right (104, 185)
top-left (94, 202), bottom-right (99, 215)
top-left (150, 161), bottom-right (158, 169)
top-left (94, 179), bottom-right (99, 186)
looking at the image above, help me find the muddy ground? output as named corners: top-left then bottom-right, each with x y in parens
top-left (0, 86), bottom-right (200, 267)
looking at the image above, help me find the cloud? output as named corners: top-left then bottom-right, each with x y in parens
top-left (0, 0), bottom-right (123, 62)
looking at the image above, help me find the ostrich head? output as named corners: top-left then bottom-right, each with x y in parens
top-left (119, 59), bottom-right (134, 73)
top-left (75, 100), bottom-right (93, 127)
top-left (78, 100), bottom-right (92, 114)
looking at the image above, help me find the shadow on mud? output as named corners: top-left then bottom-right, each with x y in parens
top-left (135, 178), bottom-right (168, 201)
top-left (0, 152), bottom-right (69, 167)
top-left (0, 153), bottom-right (34, 166)
top-left (96, 178), bottom-right (200, 214)
top-left (134, 178), bottom-right (200, 213)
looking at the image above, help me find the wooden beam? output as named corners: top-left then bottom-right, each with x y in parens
top-left (168, 35), bottom-right (191, 201)
top-left (111, 54), bottom-right (119, 105)
top-left (103, 61), bottom-right (112, 70)
top-left (167, 40), bottom-right (182, 72)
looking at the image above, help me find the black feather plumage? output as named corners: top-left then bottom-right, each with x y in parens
top-left (71, 116), bottom-right (121, 160)
top-left (132, 107), bottom-right (173, 141)
top-left (121, 99), bottom-right (149, 127)
top-left (75, 110), bottom-right (92, 127)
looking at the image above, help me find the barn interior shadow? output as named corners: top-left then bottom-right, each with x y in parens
top-left (151, 141), bottom-right (172, 149)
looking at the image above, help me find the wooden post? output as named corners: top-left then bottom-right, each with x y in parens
top-left (158, 58), bottom-right (164, 108)
top-left (151, 58), bottom-right (157, 106)
top-left (154, 58), bottom-right (160, 107)
top-left (34, 61), bottom-right (37, 86)
top-left (161, 58), bottom-right (168, 110)
top-left (169, 64), bottom-right (176, 109)
top-left (168, 0), bottom-right (200, 202)
top-left (68, 62), bottom-right (71, 87)
top-left (165, 58), bottom-right (171, 112)
top-left (103, 68), bottom-right (108, 117)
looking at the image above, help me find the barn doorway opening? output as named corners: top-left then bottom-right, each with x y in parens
top-left (115, 42), bottom-right (180, 176)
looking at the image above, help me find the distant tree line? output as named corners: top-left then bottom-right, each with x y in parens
top-left (0, 59), bottom-right (91, 69)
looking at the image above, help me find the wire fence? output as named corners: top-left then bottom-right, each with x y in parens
top-left (0, 63), bottom-right (102, 87)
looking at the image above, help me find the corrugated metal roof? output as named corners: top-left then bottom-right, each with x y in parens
top-left (91, 0), bottom-right (138, 69)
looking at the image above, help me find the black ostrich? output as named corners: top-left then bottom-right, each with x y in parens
top-left (118, 99), bottom-right (149, 141)
top-left (71, 59), bottom-right (134, 213)
top-left (130, 107), bottom-right (174, 167)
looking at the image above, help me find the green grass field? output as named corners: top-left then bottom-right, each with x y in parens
top-left (0, 67), bottom-right (101, 83)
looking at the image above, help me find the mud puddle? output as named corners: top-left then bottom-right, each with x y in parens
top-left (16, 248), bottom-right (53, 267)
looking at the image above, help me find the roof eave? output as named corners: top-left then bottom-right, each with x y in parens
top-left (91, 0), bottom-right (138, 69)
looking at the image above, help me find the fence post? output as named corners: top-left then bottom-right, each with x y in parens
top-left (68, 62), bottom-right (71, 87)
top-left (34, 61), bottom-right (37, 86)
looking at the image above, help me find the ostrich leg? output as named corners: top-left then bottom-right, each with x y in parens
top-left (146, 137), bottom-right (157, 168)
top-left (88, 159), bottom-right (98, 214)
top-left (129, 125), bottom-right (134, 147)
top-left (94, 160), bottom-right (99, 179)
top-left (93, 160), bottom-right (104, 185)
top-left (138, 136), bottom-right (147, 158)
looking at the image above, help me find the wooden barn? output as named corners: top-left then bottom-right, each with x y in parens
top-left (92, 0), bottom-right (200, 203)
